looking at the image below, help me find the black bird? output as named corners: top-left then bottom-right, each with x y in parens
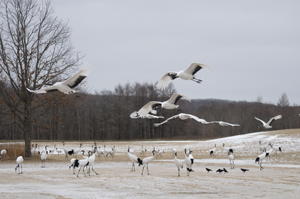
top-left (206, 168), bottom-right (213, 173)
top-left (216, 168), bottom-right (224, 173)
top-left (223, 168), bottom-right (228, 173)
top-left (68, 149), bottom-right (74, 156)
top-left (187, 168), bottom-right (194, 172)
top-left (241, 168), bottom-right (249, 173)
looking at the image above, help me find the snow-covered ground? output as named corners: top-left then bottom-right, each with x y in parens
top-left (0, 129), bottom-right (300, 199)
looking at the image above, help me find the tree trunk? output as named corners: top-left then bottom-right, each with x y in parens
top-left (24, 100), bottom-right (32, 157)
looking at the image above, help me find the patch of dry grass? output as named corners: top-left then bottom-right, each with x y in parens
top-left (0, 142), bottom-right (25, 159)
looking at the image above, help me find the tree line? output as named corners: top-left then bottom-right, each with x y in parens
top-left (1, 81), bottom-right (299, 141)
top-left (1, 0), bottom-right (299, 157)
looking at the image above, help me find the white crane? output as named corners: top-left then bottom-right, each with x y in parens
top-left (171, 148), bottom-right (177, 154)
top-left (173, 150), bottom-right (183, 177)
top-left (15, 155), bottom-right (24, 174)
top-left (103, 145), bottom-right (112, 156)
top-left (31, 144), bottom-right (37, 156)
top-left (96, 146), bottom-right (105, 157)
top-left (127, 146), bottom-right (134, 154)
top-left (258, 141), bottom-right (267, 153)
top-left (266, 143), bottom-right (281, 161)
top-left (140, 150), bottom-right (157, 175)
top-left (269, 143), bottom-right (282, 154)
top-left (154, 113), bottom-right (210, 127)
top-left (41, 151), bottom-right (48, 168)
top-left (1, 149), bottom-right (8, 158)
top-left (127, 146), bottom-right (142, 172)
top-left (255, 152), bottom-right (269, 170)
top-left (69, 158), bottom-right (78, 174)
top-left (87, 149), bottom-right (99, 176)
top-left (73, 143), bottom-right (83, 157)
top-left (209, 144), bottom-right (216, 157)
top-left (26, 65), bottom-right (91, 94)
top-left (184, 148), bottom-right (194, 176)
top-left (140, 145), bottom-right (147, 156)
top-left (254, 115), bottom-right (282, 129)
top-left (210, 121), bottom-right (240, 127)
top-left (157, 149), bottom-right (164, 156)
top-left (144, 114), bottom-right (164, 119)
top-left (156, 63), bottom-right (210, 90)
top-left (47, 145), bottom-right (56, 154)
top-left (69, 150), bottom-right (88, 174)
top-left (222, 143), bottom-right (233, 154)
top-left (63, 142), bottom-right (74, 160)
top-left (130, 113), bottom-right (164, 119)
top-left (106, 146), bottom-right (116, 157)
top-left (73, 157), bottom-right (90, 177)
top-left (130, 93), bottom-right (190, 118)
top-left (228, 152), bottom-right (235, 169)
top-left (188, 150), bottom-right (194, 167)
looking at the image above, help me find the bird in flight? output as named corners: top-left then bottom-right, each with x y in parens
top-left (26, 64), bottom-right (91, 94)
top-left (156, 63), bottom-right (210, 90)
top-left (130, 93), bottom-right (190, 118)
top-left (254, 115), bottom-right (282, 129)
top-left (210, 121), bottom-right (240, 127)
top-left (153, 113), bottom-right (210, 127)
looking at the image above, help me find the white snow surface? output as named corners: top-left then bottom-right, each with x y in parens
top-left (1, 129), bottom-right (300, 198)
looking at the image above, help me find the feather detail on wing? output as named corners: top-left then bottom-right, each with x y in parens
top-left (137, 101), bottom-right (162, 118)
top-left (26, 86), bottom-right (58, 94)
top-left (156, 72), bottom-right (178, 90)
top-left (63, 64), bottom-right (92, 88)
top-left (184, 63), bottom-right (211, 75)
top-left (189, 115), bottom-right (210, 124)
top-left (254, 117), bottom-right (265, 124)
top-left (153, 114), bottom-right (179, 127)
top-left (267, 115), bottom-right (282, 125)
top-left (168, 93), bottom-right (191, 105)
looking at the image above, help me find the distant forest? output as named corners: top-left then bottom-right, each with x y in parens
top-left (1, 82), bottom-right (299, 141)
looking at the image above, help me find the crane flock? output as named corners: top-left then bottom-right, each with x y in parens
top-left (1, 62), bottom-right (290, 179)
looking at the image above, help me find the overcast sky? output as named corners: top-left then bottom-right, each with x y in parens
top-left (51, 0), bottom-right (300, 105)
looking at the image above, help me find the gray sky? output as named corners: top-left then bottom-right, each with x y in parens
top-left (51, 0), bottom-right (300, 104)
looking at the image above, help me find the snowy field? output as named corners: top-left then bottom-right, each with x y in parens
top-left (1, 129), bottom-right (300, 199)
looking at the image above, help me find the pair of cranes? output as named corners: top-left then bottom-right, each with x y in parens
top-left (130, 63), bottom-right (240, 128)
top-left (128, 145), bottom-right (194, 177)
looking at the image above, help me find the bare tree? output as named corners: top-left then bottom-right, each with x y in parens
top-left (277, 93), bottom-right (290, 107)
top-left (0, 0), bottom-right (82, 156)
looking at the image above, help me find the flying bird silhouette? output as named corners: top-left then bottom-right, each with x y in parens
top-left (254, 115), bottom-right (282, 129)
top-left (210, 121), bottom-right (240, 127)
top-left (130, 93), bottom-right (190, 118)
top-left (153, 113), bottom-right (210, 127)
top-left (26, 64), bottom-right (91, 94)
top-left (156, 63), bottom-right (210, 90)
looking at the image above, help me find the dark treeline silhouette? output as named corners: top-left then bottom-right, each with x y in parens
top-left (1, 82), bottom-right (300, 141)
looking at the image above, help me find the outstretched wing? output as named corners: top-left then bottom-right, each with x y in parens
top-left (137, 101), bottom-right (162, 118)
top-left (145, 114), bottom-right (164, 119)
top-left (189, 114), bottom-right (210, 124)
top-left (219, 121), bottom-right (240, 127)
top-left (167, 93), bottom-right (191, 105)
top-left (267, 115), bottom-right (282, 125)
top-left (63, 66), bottom-right (91, 89)
top-left (184, 63), bottom-right (210, 75)
top-left (156, 72), bottom-right (178, 90)
top-left (153, 114), bottom-right (179, 127)
top-left (254, 117), bottom-right (265, 125)
top-left (26, 87), bottom-right (58, 94)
